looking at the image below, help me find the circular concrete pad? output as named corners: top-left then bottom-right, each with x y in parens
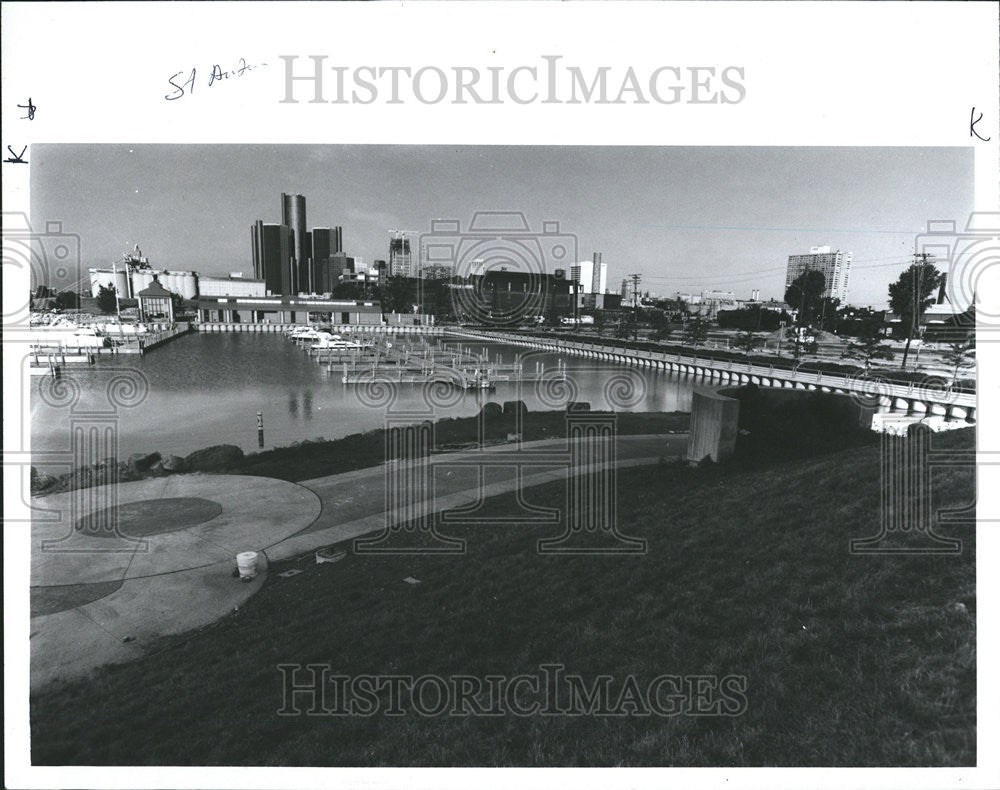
top-left (29, 474), bottom-right (320, 690)
top-left (75, 497), bottom-right (223, 539)
top-left (32, 474), bottom-right (322, 587)
top-left (31, 580), bottom-right (124, 617)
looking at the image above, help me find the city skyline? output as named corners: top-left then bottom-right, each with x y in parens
top-left (31, 145), bottom-right (974, 308)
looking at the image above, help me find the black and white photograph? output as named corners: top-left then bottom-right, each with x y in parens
top-left (3, 3), bottom-right (998, 789)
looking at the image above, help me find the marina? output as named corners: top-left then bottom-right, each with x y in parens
top-left (27, 323), bottom-right (193, 374)
top-left (289, 332), bottom-right (567, 390)
top-left (29, 331), bottom-right (694, 459)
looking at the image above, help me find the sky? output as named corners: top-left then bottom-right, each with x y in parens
top-left (31, 145), bottom-right (974, 308)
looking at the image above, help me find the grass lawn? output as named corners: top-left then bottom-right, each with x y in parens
top-left (30, 428), bottom-right (975, 766)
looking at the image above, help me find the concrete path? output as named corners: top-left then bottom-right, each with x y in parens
top-left (269, 433), bottom-right (685, 559)
top-left (30, 433), bottom-right (686, 690)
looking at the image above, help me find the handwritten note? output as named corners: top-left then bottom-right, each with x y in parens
top-left (165, 59), bottom-right (267, 101)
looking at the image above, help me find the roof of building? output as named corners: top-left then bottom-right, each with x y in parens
top-left (137, 279), bottom-right (173, 298)
top-left (199, 275), bottom-right (265, 283)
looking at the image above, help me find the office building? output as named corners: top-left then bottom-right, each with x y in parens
top-left (785, 246), bottom-right (852, 302)
top-left (252, 220), bottom-right (293, 295)
top-left (389, 236), bottom-right (412, 277)
top-left (571, 260), bottom-right (594, 294)
top-left (252, 195), bottom-right (346, 295)
top-left (591, 252), bottom-right (607, 294)
top-left (281, 192), bottom-right (309, 291)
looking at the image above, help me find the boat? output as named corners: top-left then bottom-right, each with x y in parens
top-left (290, 328), bottom-right (327, 343)
top-left (311, 334), bottom-right (365, 350)
top-left (464, 370), bottom-right (496, 390)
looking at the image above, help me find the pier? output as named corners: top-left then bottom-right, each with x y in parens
top-left (290, 333), bottom-right (564, 389)
top-left (28, 323), bottom-right (193, 375)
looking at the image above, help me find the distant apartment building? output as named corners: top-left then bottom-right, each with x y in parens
top-left (785, 246), bottom-right (852, 302)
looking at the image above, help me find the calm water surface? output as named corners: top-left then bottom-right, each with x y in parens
top-left (31, 333), bottom-right (697, 458)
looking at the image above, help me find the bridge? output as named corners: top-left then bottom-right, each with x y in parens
top-left (452, 329), bottom-right (977, 423)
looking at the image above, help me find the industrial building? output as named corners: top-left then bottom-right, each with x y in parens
top-left (90, 262), bottom-right (264, 302)
top-left (198, 274), bottom-right (266, 298)
top-left (785, 246), bottom-right (852, 302)
top-left (89, 245), bottom-right (205, 301)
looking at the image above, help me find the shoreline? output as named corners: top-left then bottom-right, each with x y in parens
top-left (30, 408), bottom-right (691, 496)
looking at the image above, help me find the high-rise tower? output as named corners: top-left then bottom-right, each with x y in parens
top-left (253, 194), bottom-right (345, 295)
top-left (785, 246), bottom-right (852, 302)
top-left (251, 220), bottom-right (293, 296)
top-left (281, 193), bottom-right (309, 292)
top-left (591, 252), bottom-right (607, 294)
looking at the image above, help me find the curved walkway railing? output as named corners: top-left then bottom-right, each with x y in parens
top-left (450, 329), bottom-right (977, 421)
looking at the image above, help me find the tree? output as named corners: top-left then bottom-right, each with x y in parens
top-left (785, 270), bottom-right (826, 326)
top-left (96, 284), bottom-right (118, 314)
top-left (170, 291), bottom-right (186, 319)
top-left (818, 296), bottom-right (841, 333)
top-left (649, 325), bottom-right (673, 343)
top-left (785, 327), bottom-right (804, 361)
top-left (941, 337), bottom-right (975, 386)
top-left (785, 326), bottom-right (820, 360)
top-left (593, 310), bottom-right (607, 337)
top-left (54, 290), bottom-right (80, 311)
top-left (735, 330), bottom-right (761, 355)
top-left (841, 319), bottom-right (895, 370)
top-left (888, 256), bottom-right (943, 369)
top-left (683, 317), bottom-right (708, 347)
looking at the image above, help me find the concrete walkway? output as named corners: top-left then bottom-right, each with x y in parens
top-left (269, 433), bottom-right (684, 559)
top-left (30, 433), bottom-right (686, 690)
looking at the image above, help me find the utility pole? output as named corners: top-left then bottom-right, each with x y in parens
top-left (629, 273), bottom-right (642, 342)
top-left (111, 259), bottom-right (121, 318)
top-left (904, 251), bottom-right (931, 369)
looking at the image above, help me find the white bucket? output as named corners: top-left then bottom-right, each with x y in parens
top-left (236, 551), bottom-right (258, 579)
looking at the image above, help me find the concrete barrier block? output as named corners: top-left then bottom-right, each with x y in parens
top-left (686, 390), bottom-right (740, 462)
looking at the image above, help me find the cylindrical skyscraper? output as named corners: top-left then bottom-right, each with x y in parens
top-left (281, 193), bottom-right (308, 291)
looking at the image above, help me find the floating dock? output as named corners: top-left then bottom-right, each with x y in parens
top-left (289, 334), bottom-right (564, 389)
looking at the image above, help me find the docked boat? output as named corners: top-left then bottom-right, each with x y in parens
top-left (464, 370), bottom-right (496, 390)
top-left (311, 334), bottom-right (365, 350)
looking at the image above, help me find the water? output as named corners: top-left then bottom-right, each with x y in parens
top-left (30, 333), bottom-right (697, 459)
